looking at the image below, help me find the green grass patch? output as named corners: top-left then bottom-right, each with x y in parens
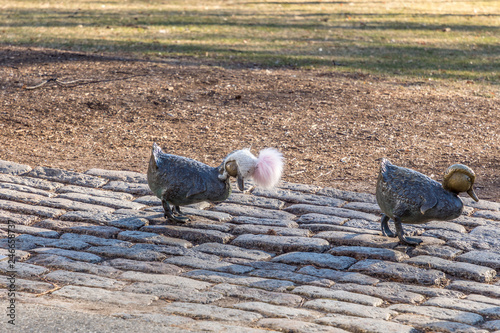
top-left (1, 0), bottom-right (499, 83)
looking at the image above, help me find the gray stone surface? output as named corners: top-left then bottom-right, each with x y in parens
top-left (406, 255), bottom-right (497, 282)
top-left (104, 258), bottom-right (182, 274)
top-left (298, 266), bottom-right (380, 285)
top-left (85, 168), bottom-right (147, 183)
top-left (0, 209), bottom-right (39, 225)
top-left (253, 187), bottom-right (345, 207)
top-left (389, 304), bottom-right (484, 325)
top-left (349, 259), bottom-right (449, 285)
top-left (56, 192), bottom-right (145, 210)
top-left (424, 296), bottom-right (500, 319)
top-left (258, 318), bottom-right (349, 333)
top-left (214, 202), bottom-right (296, 220)
top-left (317, 314), bottom-right (418, 333)
top-left (32, 247), bottom-right (102, 263)
top-left (448, 280), bottom-right (500, 298)
top-left (165, 255), bottom-right (254, 274)
top-left (162, 302), bottom-right (263, 323)
top-left (272, 252), bottom-right (356, 270)
top-left (232, 234), bottom-right (330, 253)
top-left (235, 301), bottom-right (322, 319)
top-left (457, 250), bottom-right (500, 269)
top-left (0, 261), bottom-right (49, 278)
top-left (394, 313), bottom-right (489, 333)
top-left (0, 198), bottom-right (66, 217)
top-left (285, 204), bottom-right (379, 221)
top-left (212, 283), bottom-right (303, 306)
top-left (410, 244), bottom-right (463, 259)
top-left (53, 285), bottom-right (158, 305)
top-left (0, 160), bottom-right (32, 175)
top-left (329, 245), bottom-right (409, 262)
top-left (231, 215), bottom-right (299, 227)
top-left (142, 225), bottom-right (234, 244)
top-left (297, 213), bottom-right (348, 225)
top-left (314, 231), bottom-right (400, 248)
top-left (317, 187), bottom-right (377, 203)
top-left (124, 282), bottom-right (224, 303)
top-left (194, 242), bottom-right (273, 260)
top-left (28, 254), bottom-right (122, 277)
top-left (103, 180), bottom-right (152, 195)
top-left (329, 282), bottom-right (426, 304)
top-left (45, 270), bottom-right (126, 289)
top-left (117, 230), bottom-right (192, 248)
top-left (292, 285), bottom-right (384, 306)
top-left (0, 173), bottom-right (63, 191)
top-left (305, 299), bottom-right (397, 319)
top-left (226, 192), bottom-right (286, 209)
top-left (57, 184), bottom-right (135, 200)
top-left (249, 268), bottom-right (334, 287)
top-left (28, 166), bottom-right (108, 188)
top-left (232, 224), bottom-right (311, 236)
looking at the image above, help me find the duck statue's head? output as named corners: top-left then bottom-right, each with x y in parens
top-left (442, 164), bottom-right (479, 202)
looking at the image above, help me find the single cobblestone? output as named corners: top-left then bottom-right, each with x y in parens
top-left (194, 243), bottom-right (273, 260)
top-left (329, 282), bottom-right (426, 304)
top-left (120, 270), bottom-right (213, 290)
top-left (56, 192), bottom-right (145, 210)
top-left (0, 173), bottom-right (63, 191)
top-left (376, 281), bottom-right (464, 298)
top-left (246, 261), bottom-right (297, 272)
top-left (183, 269), bottom-right (295, 291)
top-left (0, 209), bottom-right (38, 225)
top-left (59, 232), bottom-right (131, 247)
top-left (388, 304), bottom-right (484, 325)
top-left (252, 187), bottom-right (345, 207)
top-left (0, 199), bottom-right (66, 218)
top-left (56, 185), bottom-right (135, 200)
top-left (406, 255), bottom-right (497, 282)
top-left (467, 294), bottom-right (500, 306)
top-left (297, 213), bottom-right (348, 225)
top-left (0, 223), bottom-right (60, 238)
top-left (342, 201), bottom-right (381, 214)
top-left (103, 258), bottom-right (182, 275)
top-left (28, 166), bottom-right (108, 188)
top-left (249, 269), bottom-right (335, 287)
top-left (117, 230), bottom-right (192, 248)
top-left (350, 259), bottom-right (449, 285)
top-left (448, 280), bottom-right (500, 298)
top-left (165, 255), bottom-right (254, 274)
top-left (53, 285), bottom-right (158, 305)
top-left (0, 183), bottom-right (54, 197)
top-left (226, 192), bottom-right (286, 210)
top-left (272, 252), bottom-right (356, 270)
top-left (162, 302), bottom-right (263, 323)
top-left (85, 168), bottom-right (147, 184)
top-left (258, 318), bottom-right (349, 333)
top-left (232, 224), bottom-right (311, 237)
top-left (45, 270), bottom-right (127, 289)
top-left (456, 250), bottom-right (500, 269)
top-left (39, 197), bottom-right (116, 213)
top-left (0, 160), bottom-right (32, 175)
top-left (0, 277), bottom-right (54, 294)
top-left (316, 187), bottom-right (377, 203)
top-left (232, 234), bottom-right (329, 253)
top-left (27, 254), bottom-right (122, 278)
top-left (410, 245), bottom-right (463, 260)
top-left (292, 285), bottom-right (384, 306)
top-left (424, 296), bottom-right (500, 319)
top-left (235, 301), bottom-right (322, 319)
top-left (212, 283), bottom-right (303, 306)
top-left (213, 202), bottom-right (296, 220)
top-left (0, 261), bottom-right (49, 278)
top-left (285, 204), bottom-right (379, 221)
top-left (32, 247), bottom-right (102, 263)
top-left (231, 216), bottom-right (299, 228)
top-left (0, 188), bottom-right (44, 205)
top-left (142, 225), bottom-right (234, 244)
top-left (298, 266), bottom-right (379, 285)
top-left (328, 245), bottom-right (409, 262)
top-left (181, 206), bottom-right (233, 222)
top-left (102, 181), bottom-right (152, 195)
top-left (124, 282), bottom-right (224, 303)
top-left (316, 314), bottom-right (418, 333)
top-left (315, 231), bottom-right (400, 248)
top-left (305, 299), bottom-right (397, 320)
top-left (36, 220), bottom-right (122, 238)
top-left (394, 313), bottom-right (489, 333)
top-left (86, 244), bottom-right (167, 261)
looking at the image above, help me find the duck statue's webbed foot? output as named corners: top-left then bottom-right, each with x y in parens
top-left (394, 217), bottom-right (423, 246)
top-left (380, 214), bottom-right (396, 238)
top-left (162, 199), bottom-right (190, 223)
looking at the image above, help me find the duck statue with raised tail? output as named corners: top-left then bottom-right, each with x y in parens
top-left (147, 143), bottom-right (284, 223)
top-left (376, 158), bottom-right (479, 245)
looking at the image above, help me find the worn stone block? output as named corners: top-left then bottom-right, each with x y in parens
top-left (232, 224), bottom-right (311, 237)
top-left (317, 314), bottom-right (418, 333)
top-left (329, 282), bottom-right (425, 304)
top-left (0, 160), bottom-right (32, 175)
top-left (104, 258), bottom-right (182, 275)
top-left (394, 313), bottom-right (489, 333)
top-left (298, 266), bottom-right (380, 285)
top-left (272, 252), bottom-right (356, 270)
top-left (0, 199), bottom-right (65, 218)
top-left (32, 247), bottom-right (102, 263)
top-left (102, 181), bottom-right (151, 195)
top-left (28, 166), bottom-right (108, 188)
top-left (457, 250), bottom-right (500, 269)
top-left (249, 269), bottom-right (334, 288)
top-left (258, 318), bottom-right (348, 333)
top-left (86, 245), bottom-right (166, 261)
top-left (117, 230), bottom-right (192, 248)
top-left (252, 188), bottom-right (345, 207)
top-left (27, 254), bottom-right (121, 278)
top-left (56, 184), bottom-right (135, 200)
top-left (45, 270), bottom-right (126, 289)
top-left (342, 202), bottom-right (381, 214)
top-left (226, 192), bottom-right (285, 210)
top-left (0, 209), bottom-right (38, 226)
top-left (0, 261), bottom-right (49, 278)
top-left (0, 173), bottom-right (63, 191)
top-left (59, 232), bottom-right (131, 247)
top-left (56, 192), bottom-right (145, 210)
top-left (448, 280), bottom-right (500, 298)
top-left (85, 168), bottom-right (147, 184)
top-left (53, 285), bottom-right (158, 305)
top-left (425, 296), bottom-right (500, 319)
top-left (231, 216), bottom-right (298, 228)
top-left (212, 283), bottom-right (303, 306)
top-left (0, 183), bottom-right (54, 197)
top-left (305, 299), bottom-right (397, 320)
top-left (124, 282), bottom-right (223, 303)
top-left (0, 277), bottom-right (54, 294)
top-left (213, 202), bottom-right (295, 220)
top-left (316, 187), bottom-right (377, 203)
top-left (183, 269), bottom-right (295, 292)
top-left (141, 225), bottom-right (233, 244)
top-left (39, 197), bottom-right (115, 213)
top-left (232, 234), bottom-right (329, 253)
top-left (350, 259), bottom-right (449, 285)
top-left (285, 204), bottom-right (379, 221)
top-left (165, 255), bottom-right (254, 274)
top-left (162, 302), bottom-right (263, 322)
top-left (389, 304), bottom-right (484, 325)
top-left (120, 271), bottom-right (212, 290)
top-left (292, 285), bottom-right (383, 306)
top-left (297, 213), bottom-right (348, 225)
top-left (376, 282), bottom-right (464, 298)
top-left (315, 231), bottom-right (399, 248)
top-left (0, 223), bottom-right (60, 238)
top-left (235, 301), bottom-right (321, 319)
top-left (406, 255), bottom-right (496, 282)
top-left (410, 245), bottom-right (463, 260)
top-left (329, 245), bottom-right (409, 262)
top-left (194, 243), bottom-right (273, 260)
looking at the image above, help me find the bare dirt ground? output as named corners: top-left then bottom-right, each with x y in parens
top-left (1, 45), bottom-right (499, 201)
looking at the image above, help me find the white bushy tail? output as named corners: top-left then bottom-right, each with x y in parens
top-left (252, 148), bottom-right (284, 189)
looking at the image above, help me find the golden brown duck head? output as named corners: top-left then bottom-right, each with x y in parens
top-left (442, 164), bottom-right (479, 202)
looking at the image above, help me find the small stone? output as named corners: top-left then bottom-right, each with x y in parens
top-left (0, 277), bottom-right (54, 294)
top-left (181, 207), bottom-right (233, 222)
top-left (388, 304), bottom-right (484, 325)
top-left (0, 261), bottom-right (49, 278)
top-left (162, 301), bottom-right (263, 323)
top-left (406, 255), bottom-right (496, 282)
top-left (141, 225), bottom-right (233, 244)
top-left (232, 224), bottom-right (311, 237)
top-left (473, 210), bottom-right (500, 221)
top-left (213, 202), bottom-right (295, 220)
top-left (120, 271), bottom-right (212, 290)
top-left (249, 269), bottom-right (334, 288)
top-left (423, 221), bottom-right (467, 233)
top-left (448, 280), bottom-right (500, 298)
top-left (317, 314), bottom-right (418, 333)
top-left (234, 301), bottom-right (321, 319)
top-left (272, 252), bottom-right (356, 270)
top-left (252, 187), bottom-right (345, 207)
top-left (212, 283), bottom-right (303, 306)
top-left (0, 199), bottom-right (65, 218)
top-left (183, 269), bottom-right (295, 292)
top-left (329, 245), bottom-right (409, 262)
top-left (410, 245), bottom-right (463, 260)
top-left (59, 232), bottom-right (131, 247)
top-left (117, 230), bottom-right (192, 248)
top-left (425, 296), bottom-right (500, 319)
top-left (279, 182), bottom-right (322, 193)
top-left (292, 285), bottom-right (384, 306)
top-left (56, 192), bottom-right (145, 210)
top-left (298, 266), bottom-right (379, 285)
top-left (342, 202), bottom-right (381, 214)
top-left (85, 168), bottom-right (147, 184)
top-left (56, 185), bottom-right (134, 200)
top-left (315, 231), bottom-right (399, 248)
top-left (246, 261), bottom-right (297, 272)
top-left (45, 270), bottom-right (126, 289)
top-left (297, 213), bottom-right (348, 225)
top-left (316, 187), bottom-right (377, 203)
top-left (0, 173), bottom-right (63, 191)
top-left (285, 204), bottom-right (379, 221)
top-left (0, 160), bottom-right (32, 175)
top-left (305, 299), bottom-right (397, 320)
top-left (226, 192), bottom-right (285, 210)
top-left (53, 285), bottom-right (158, 305)
top-left (194, 243), bottom-right (273, 260)
top-left (350, 259), bottom-right (449, 285)
top-left (258, 318), bottom-right (348, 333)
top-left (232, 234), bottom-right (329, 253)
top-left (457, 250), bottom-right (500, 269)
top-left (376, 281), bottom-right (464, 298)
top-left (0, 183), bottom-right (53, 197)
top-left (27, 254), bottom-right (121, 278)
top-left (31, 247), bottom-right (102, 263)
top-left (86, 245), bottom-right (166, 261)
top-left (0, 209), bottom-right (38, 225)
top-left (28, 166), bottom-right (108, 188)
top-left (0, 223), bottom-right (60, 238)
top-left (394, 313), bottom-right (489, 333)
top-left (231, 216), bottom-right (298, 228)
top-left (39, 197), bottom-right (115, 213)
top-left (102, 181), bottom-right (151, 195)
top-left (165, 255), bottom-right (254, 274)
top-left (302, 223), bottom-right (380, 235)
top-left (124, 282), bottom-right (223, 303)
top-left (467, 294), bottom-right (500, 306)
top-left (103, 258), bottom-right (182, 275)
top-left (329, 282), bottom-right (425, 304)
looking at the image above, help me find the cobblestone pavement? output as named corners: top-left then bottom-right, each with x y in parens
top-left (1, 159), bottom-right (500, 332)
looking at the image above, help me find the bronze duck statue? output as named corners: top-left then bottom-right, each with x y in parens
top-left (376, 158), bottom-right (479, 245)
top-left (147, 143), bottom-right (284, 223)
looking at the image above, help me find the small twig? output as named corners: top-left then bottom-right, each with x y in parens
top-left (23, 74), bottom-right (147, 90)
top-left (35, 284), bottom-right (62, 297)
